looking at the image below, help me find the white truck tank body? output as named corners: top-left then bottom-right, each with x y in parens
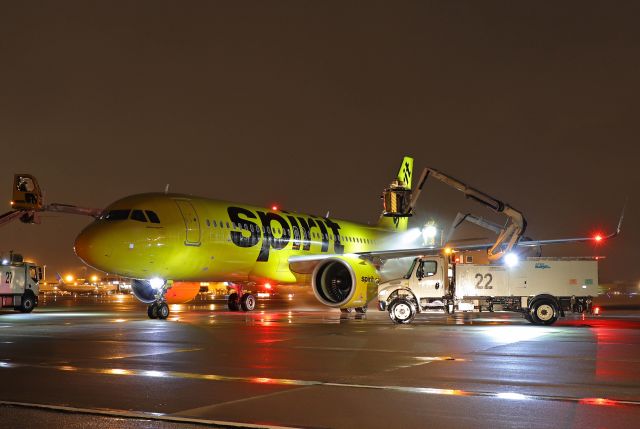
top-left (455, 258), bottom-right (598, 298)
top-left (0, 266), bottom-right (27, 294)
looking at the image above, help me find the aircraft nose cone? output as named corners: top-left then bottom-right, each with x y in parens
top-left (74, 223), bottom-right (112, 271)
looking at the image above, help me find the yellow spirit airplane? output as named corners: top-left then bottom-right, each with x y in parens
top-left (2, 158), bottom-right (621, 319)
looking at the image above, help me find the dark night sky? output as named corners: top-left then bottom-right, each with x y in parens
top-left (0, 1), bottom-right (638, 284)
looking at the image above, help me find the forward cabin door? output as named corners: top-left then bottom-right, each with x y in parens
top-left (174, 199), bottom-right (201, 246)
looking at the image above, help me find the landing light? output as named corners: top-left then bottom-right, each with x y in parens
top-left (1, 259), bottom-right (8, 265)
top-left (504, 253), bottom-right (519, 267)
top-left (149, 277), bottom-right (165, 290)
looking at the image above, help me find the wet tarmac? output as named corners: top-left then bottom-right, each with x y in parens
top-left (1, 294), bottom-right (640, 428)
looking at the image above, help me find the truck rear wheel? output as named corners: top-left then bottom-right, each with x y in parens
top-left (388, 298), bottom-right (416, 324)
top-left (530, 299), bottom-right (559, 325)
top-left (19, 292), bottom-right (36, 313)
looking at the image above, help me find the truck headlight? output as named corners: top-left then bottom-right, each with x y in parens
top-left (379, 290), bottom-right (388, 297)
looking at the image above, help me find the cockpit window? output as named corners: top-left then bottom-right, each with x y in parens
top-left (103, 209), bottom-right (131, 221)
top-left (145, 210), bottom-right (161, 224)
top-left (130, 210), bottom-right (147, 222)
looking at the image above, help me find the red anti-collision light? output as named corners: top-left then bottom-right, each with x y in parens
top-left (594, 234), bottom-right (603, 242)
top-left (264, 283), bottom-right (272, 290)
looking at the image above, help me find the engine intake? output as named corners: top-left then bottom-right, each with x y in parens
top-left (311, 256), bottom-right (379, 308)
top-left (313, 259), bottom-right (356, 306)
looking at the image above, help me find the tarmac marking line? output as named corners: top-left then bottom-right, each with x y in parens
top-left (175, 386), bottom-right (314, 417)
top-left (2, 361), bottom-right (640, 408)
top-left (0, 400), bottom-right (301, 429)
top-left (103, 347), bottom-right (204, 360)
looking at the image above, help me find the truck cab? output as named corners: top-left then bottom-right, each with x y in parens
top-left (0, 255), bottom-right (42, 313)
top-left (378, 256), bottom-right (451, 317)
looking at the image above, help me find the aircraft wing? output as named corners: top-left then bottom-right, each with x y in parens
top-left (358, 231), bottom-right (620, 261)
top-left (289, 209), bottom-right (624, 273)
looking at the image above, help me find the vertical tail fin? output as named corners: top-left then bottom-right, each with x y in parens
top-left (377, 156), bottom-right (413, 231)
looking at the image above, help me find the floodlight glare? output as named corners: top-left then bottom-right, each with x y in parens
top-left (504, 252), bottom-right (519, 267)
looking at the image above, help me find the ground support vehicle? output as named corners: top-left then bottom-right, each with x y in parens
top-left (377, 255), bottom-right (598, 325)
top-left (0, 255), bottom-right (43, 313)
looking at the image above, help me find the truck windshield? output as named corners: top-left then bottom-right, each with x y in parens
top-left (404, 259), bottom-right (418, 279)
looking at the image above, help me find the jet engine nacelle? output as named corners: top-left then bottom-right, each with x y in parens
top-left (311, 256), bottom-right (379, 309)
top-left (132, 280), bottom-right (201, 304)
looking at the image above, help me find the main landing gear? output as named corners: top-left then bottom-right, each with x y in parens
top-left (227, 286), bottom-right (257, 312)
top-left (340, 305), bottom-right (368, 315)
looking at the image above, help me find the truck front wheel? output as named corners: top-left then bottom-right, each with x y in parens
top-left (388, 298), bottom-right (416, 324)
top-left (19, 292), bottom-right (36, 313)
top-left (529, 299), bottom-right (559, 325)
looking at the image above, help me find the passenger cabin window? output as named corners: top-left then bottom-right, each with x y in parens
top-left (145, 211), bottom-right (161, 223)
top-left (130, 210), bottom-right (147, 222)
top-left (103, 209), bottom-right (130, 221)
top-left (417, 260), bottom-right (437, 279)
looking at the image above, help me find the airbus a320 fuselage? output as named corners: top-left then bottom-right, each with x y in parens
top-left (73, 157), bottom-right (415, 318)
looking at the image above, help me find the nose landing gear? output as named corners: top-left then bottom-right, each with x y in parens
top-left (147, 302), bottom-right (170, 320)
top-left (146, 281), bottom-right (172, 320)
